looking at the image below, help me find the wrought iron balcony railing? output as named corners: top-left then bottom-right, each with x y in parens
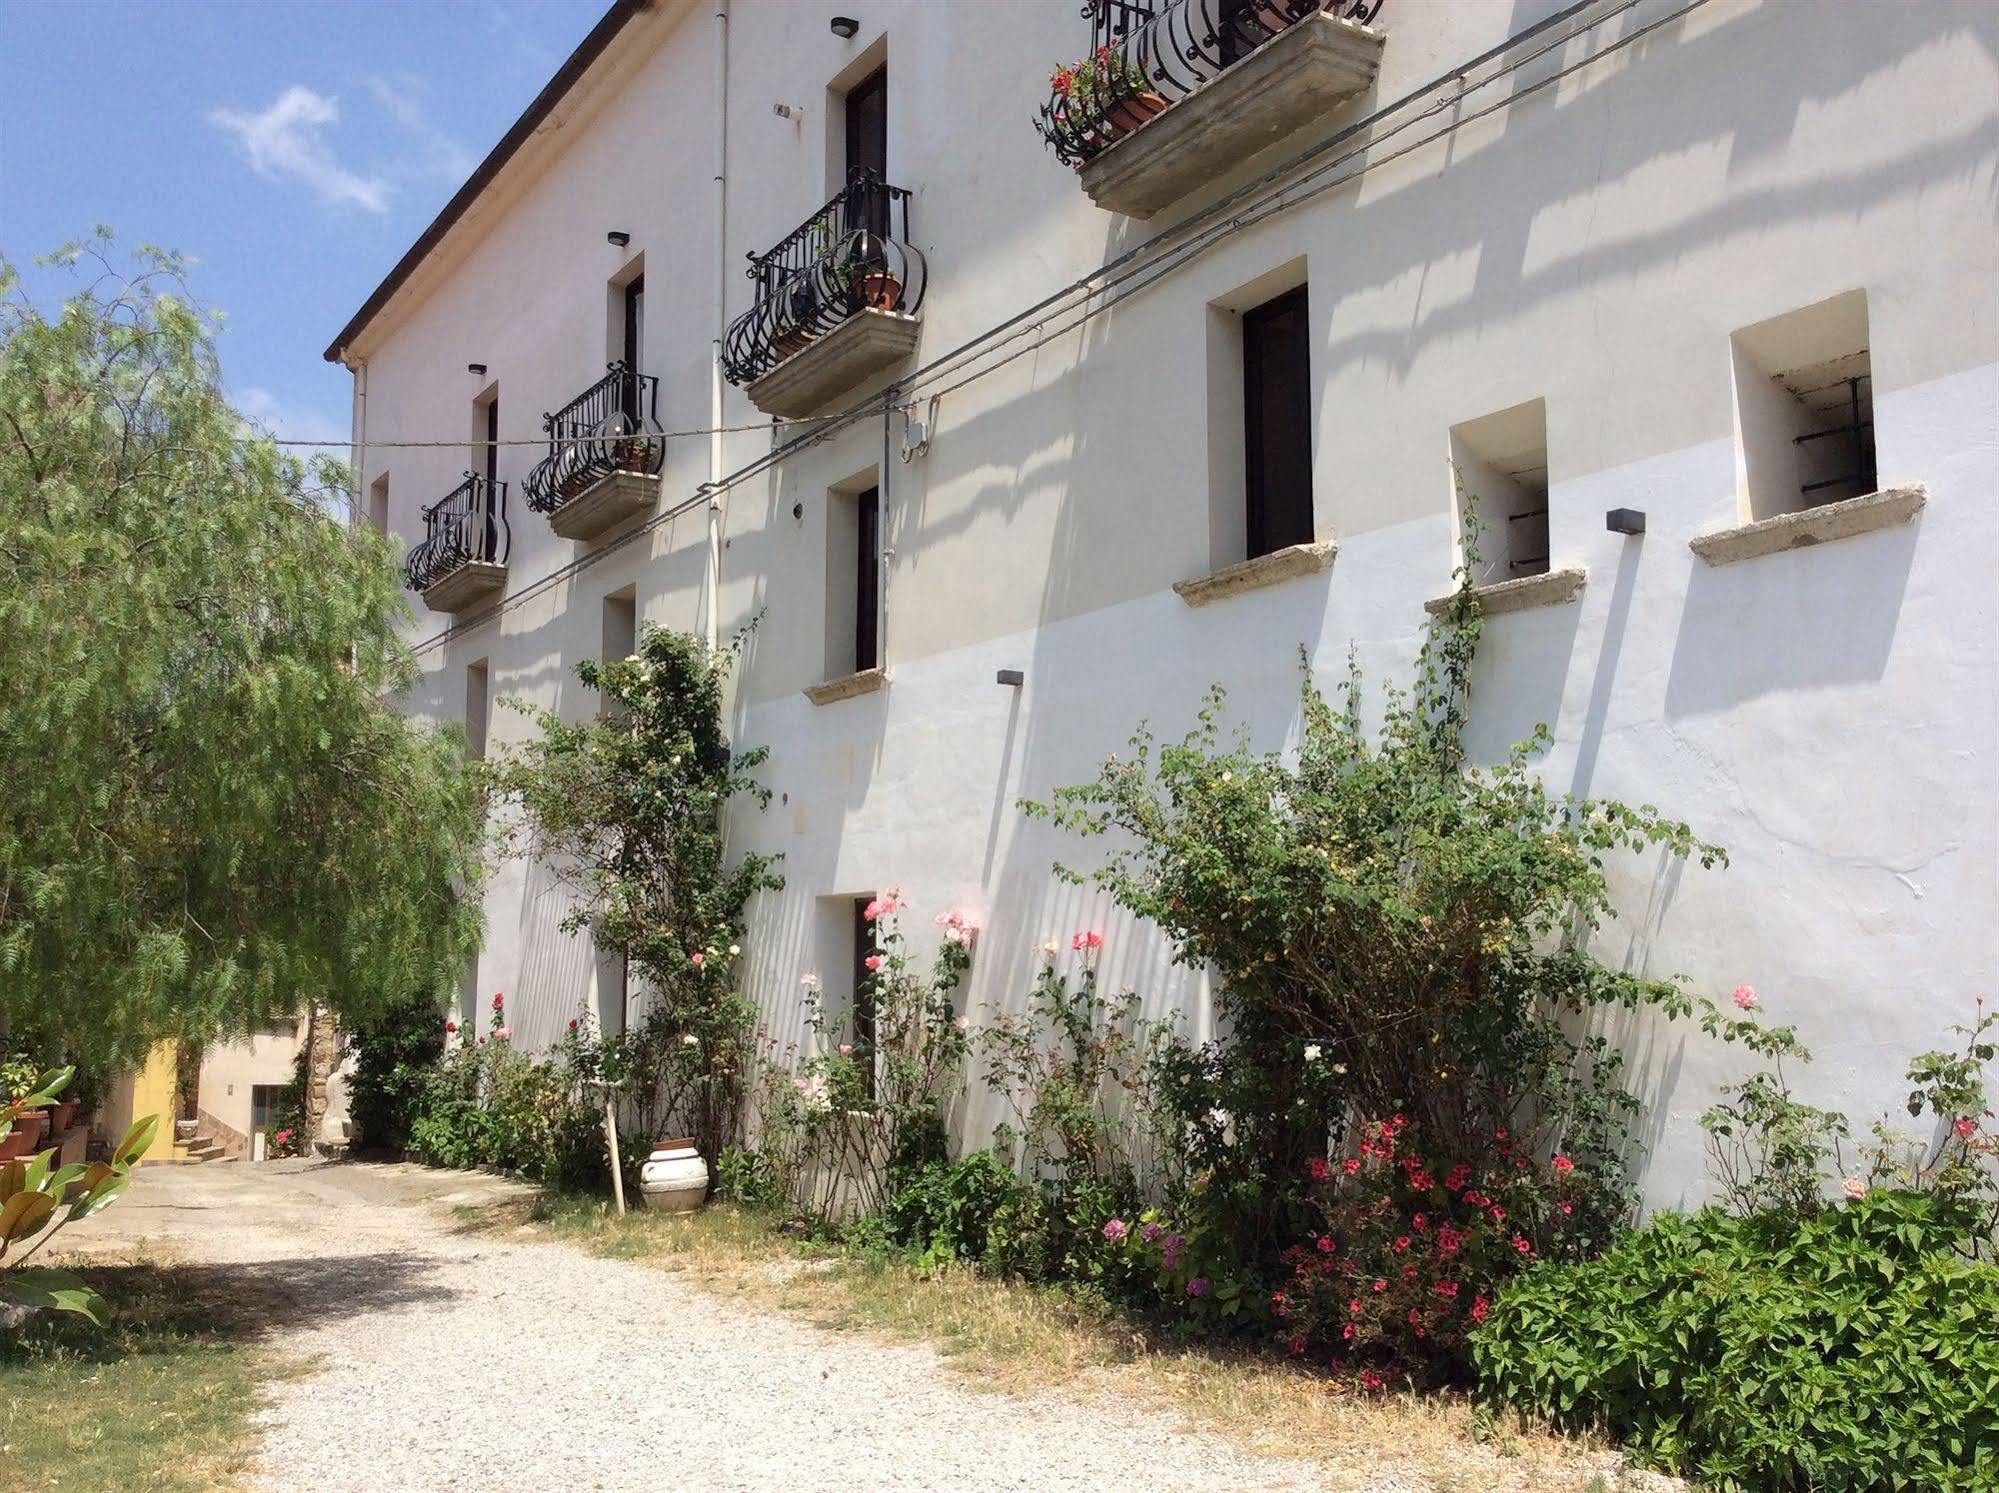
top-left (720, 167), bottom-right (927, 387)
top-left (523, 362), bottom-right (665, 514)
top-left (1036, 0), bottom-right (1386, 168)
top-left (405, 472), bottom-right (510, 592)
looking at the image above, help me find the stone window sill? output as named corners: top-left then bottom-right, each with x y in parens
top-left (1689, 485), bottom-right (1926, 566)
top-left (1424, 565), bottom-right (1587, 618)
top-left (803, 666), bottom-right (887, 707)
top-left (1173, 541), bottom-right (1337, 608)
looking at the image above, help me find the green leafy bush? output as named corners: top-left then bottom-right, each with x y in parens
top-left (347, 993), bottom-right (448, 1152)
top-left (1022, 559), bottom-right (1720, 1370)
top-left (1473, 1192), bottom-right (1999, 1489)
top-left (883, 1150), bottom-right (1026, 1266)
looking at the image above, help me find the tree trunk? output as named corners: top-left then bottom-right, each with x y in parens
top-left (302, 1003), bottom-right (337, 1146)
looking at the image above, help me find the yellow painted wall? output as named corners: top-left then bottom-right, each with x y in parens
top-left (99, 1041), bottom-right (180, 1163)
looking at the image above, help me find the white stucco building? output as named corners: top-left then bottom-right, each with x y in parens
top-left (326, 0), bottom-right (1999, 1208)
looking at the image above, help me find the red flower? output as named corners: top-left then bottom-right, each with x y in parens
top-left (1551, 1153), bottom-right (1575, 1175)
top-left (491, 991), bottom-right (505, 1011)
top-left (1342, 1157), bottom-right (1362, 1176)
top-left (1372, 1279), bottom-right (1386, 1293)
top-left (1435, 1280), bottom-right (1459, 1298)
top-left (1316, 1234), bottom-right (1335, 1254)
top-left (1392, 1235), bottom-right (1410, 1253)
top-left (1511, 1236), bottom-right (1533, 1255)
top-left (1470, 1295), bottom-right (1491, 1324)
top-left (1309, 1156), bottom-right (1331, 1182)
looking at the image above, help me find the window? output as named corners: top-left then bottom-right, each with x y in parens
top-left (850, 896), bottom-right (877, 1098)
top-left (620, 274), bottom-right (646, 422)
top-left (1449, 399), bottom-right (1550, 584)
top-left (1731, 290), bottom-right (1874, 519)
top-left (367, 472), bottom-right (389, 536)
top-left (251, 1084), bottom-right (287, 1136)
top-left (601, 588), bottom-right (637, 721)
top-left (465, 659), bottom-right (489, 761)
top-left (1242, 286), bottom-right (1314, 559)
top-left (824, 481), bottom-right (881, 678)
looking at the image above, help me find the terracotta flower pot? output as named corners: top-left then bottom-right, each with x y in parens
top-left (0, 1109), bottom-right (48, 1161)
top-left (859, 272), bottom-right (902, 312)
top-left (47, 1099), bottom-right (80, 1135)
top-left (773, 328), bottom-right (815, 361)
top-left (1102, 90), bottom-right (1169, 139)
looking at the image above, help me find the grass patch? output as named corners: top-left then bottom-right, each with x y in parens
top-left (0, 1254), bottom-right (283, 1492)
top-left (473, 1194), bottom-right (1673, 1491)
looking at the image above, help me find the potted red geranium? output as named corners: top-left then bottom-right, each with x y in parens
top-left (1050, 44), bottom-right (1168, 144)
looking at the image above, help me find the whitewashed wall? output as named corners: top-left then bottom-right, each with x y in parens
top-left (350, 0), bottom-right (1999, 1209)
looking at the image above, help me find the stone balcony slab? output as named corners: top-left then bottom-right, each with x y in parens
top-left (420, 560), bottom-right (506, 615)
top-left (1081, 11), bottom-right (1385, 220)
top-left (745, 310), bottom-right (921, 419)
top-left (548, 470), bottom-right (659, 543)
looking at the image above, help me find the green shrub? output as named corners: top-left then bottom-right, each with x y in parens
top-left (884, 1150), bottom-right (1027, 1265)
top-left (1473, 1191), bottom-right (1999, 1490)
top-left (346, 993), bottom-right (447, 1152)
top-left (714, 1144), bottom-right (785, 1210)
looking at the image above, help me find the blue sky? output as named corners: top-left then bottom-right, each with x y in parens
top-left (3, 0), bottom-right (604, 449)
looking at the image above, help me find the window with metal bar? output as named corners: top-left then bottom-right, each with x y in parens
top-left (1731, 290), bottom-right (1875, 520)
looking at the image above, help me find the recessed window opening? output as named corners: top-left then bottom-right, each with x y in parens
top-left (824, 479), bottom-right (881, 679)
top-left (465, 658), bottom-right (490, 761)
top-left (1449, 399), bottom-right (1550, 584)
top-left (472, 386), bottom-right (501, 561)
top-left (1731, 290), bottom-right (1874, 520)
top-left (601, 587), bottom-right (637, 721)
top-left (367, 472), bottom-right (389, 536)
top-left (1242, 285), bottom-right (1314, 560)
top-left (850, 895), bottom-right (877, 1099)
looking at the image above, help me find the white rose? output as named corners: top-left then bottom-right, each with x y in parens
top-left (1303, 1044), bottom-right (1322, 1062)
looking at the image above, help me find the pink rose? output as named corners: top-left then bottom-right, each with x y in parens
top-left (1732, 984), bottom-right (1758, 1011)
top-left (491, 991), bottom-right (504, 1011)
top-left (496, 1026), bottom-right (512, 1040)
top-left (839, 1044), bottom-right (852, 1056)
top-left (1551, 1154), bottom-right (1574, 1175)
top-left (864, 954), bottom-right (884, 972)
top-left (691, 952), bottom-right (704, 967)
top-left (1955, 1117), bottom-right (1978, 1139)
top-left (1843, 1176), bottom-right (1869, 1199)
top-left (1071, 930), bottom-right (1104, 952)
top-left (862, 898), bottom-right (885, 922)
top-left (1102, 1218), bottom-right (1128, 1242)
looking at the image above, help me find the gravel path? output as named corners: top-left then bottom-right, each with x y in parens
top-left (78, 1160), bottom-right (1321, 1491)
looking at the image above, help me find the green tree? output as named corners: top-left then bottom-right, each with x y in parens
top-left (484, 621), bottom-right (782, 1160)
top-left (0, 236), bottom-right (483, 1070)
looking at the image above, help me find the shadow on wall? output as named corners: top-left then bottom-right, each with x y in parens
top-left (1662, 521), bottom-right (1919, 718)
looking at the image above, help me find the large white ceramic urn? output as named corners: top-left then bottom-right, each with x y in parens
top-left (638, 1136), bottom-right (709, 1212)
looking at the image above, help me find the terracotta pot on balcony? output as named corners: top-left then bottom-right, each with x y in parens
top-left (772, 327), bottom-right (815, 361)
top-left (1101, 91), bottom-right (1169, 140)
top-left (0, 1109), bottom-right (48, 1161)
top-left (859, 272), bottom-right (902, 312)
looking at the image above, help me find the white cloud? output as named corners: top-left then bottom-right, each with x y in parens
top-left (209, 87), bottom-right (391, 214)
top-left (236, 386), bottom-right (350, 464)
top-left (366, 75), bottom-right (477, 183)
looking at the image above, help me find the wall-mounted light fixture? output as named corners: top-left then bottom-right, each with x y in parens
top-left (996, 669), bottom-right (1024, 688)
top-left (606, 230), bottom-right (631, 248)
top-left (1605, 508), bottom-right (1647, 535)
top-left (467, 363), bottom-right (488, 377)
top-left (830, 15), bottom-right (859, 39)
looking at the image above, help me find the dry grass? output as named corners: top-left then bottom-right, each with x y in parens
top-left (0, 1248), bottom-right (289, 1492)
top-left (471, 1195), bottom-right (1678, 1492)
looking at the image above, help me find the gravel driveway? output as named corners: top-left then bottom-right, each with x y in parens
top-left (77, 1159), bottom-right (1323, 1491)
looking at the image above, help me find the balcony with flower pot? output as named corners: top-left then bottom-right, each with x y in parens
top-left (524, 362), bottom-right (665, 543)
top-left (405, 472), bottom-right (510, 614)
top-left (721, 167), bottom-right (927, 419)
top-left (1037, 0), bottom-right (1387, 220)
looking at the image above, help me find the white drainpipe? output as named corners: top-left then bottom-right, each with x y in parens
top-left (706, 0), bottom-right (730, 651)
top-left (347, 356), bottom-right (368, 525)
